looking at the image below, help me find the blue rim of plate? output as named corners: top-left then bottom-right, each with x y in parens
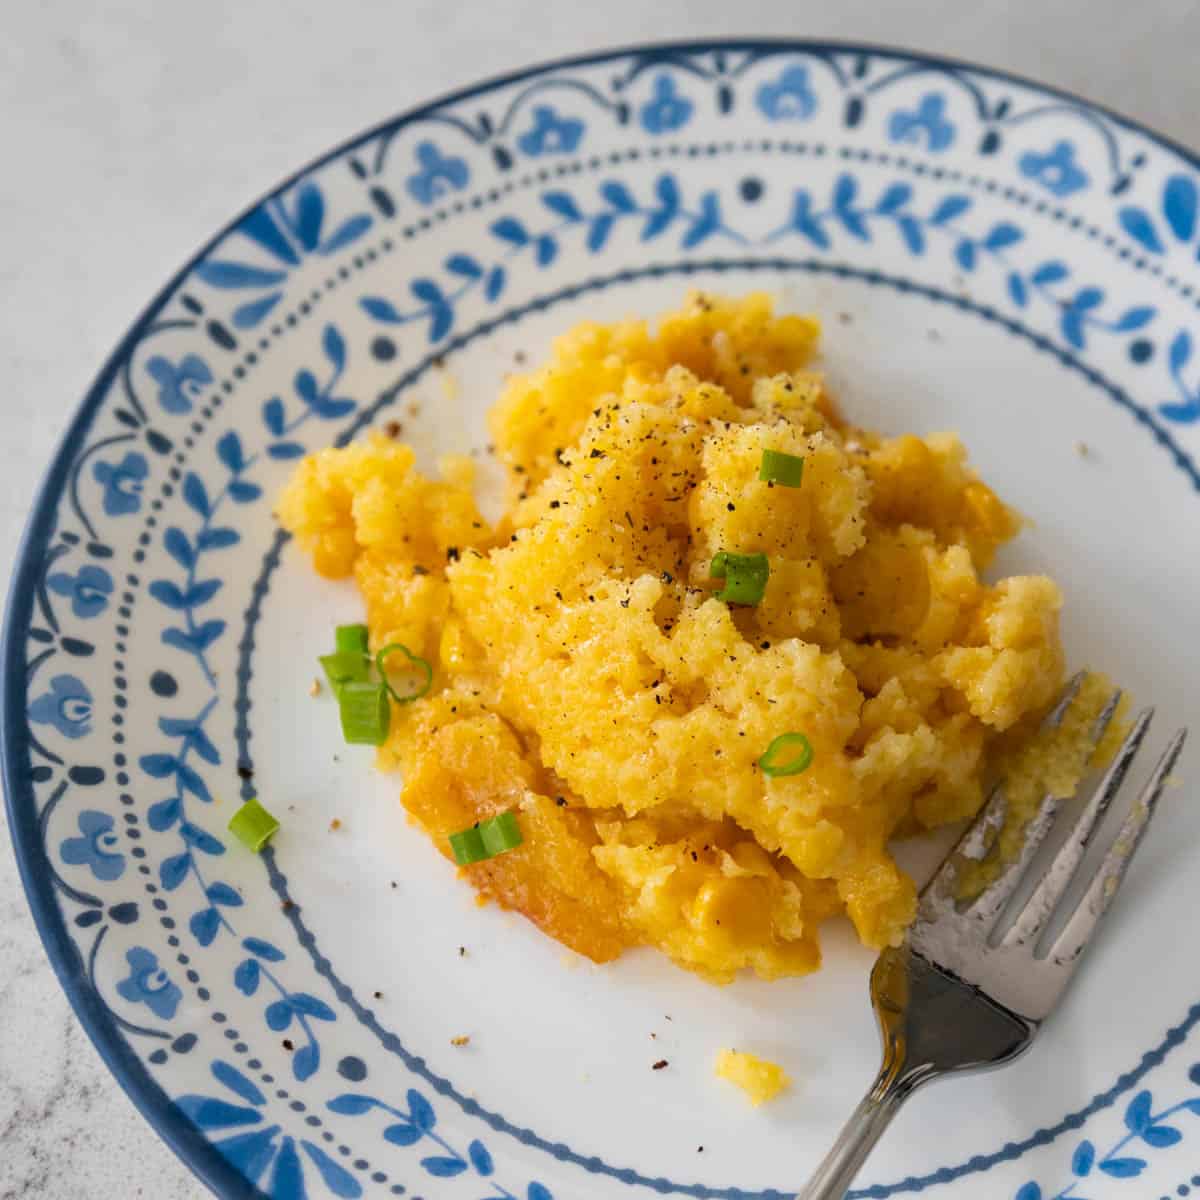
top-left (4, 38), bottom-right (1199, 1200)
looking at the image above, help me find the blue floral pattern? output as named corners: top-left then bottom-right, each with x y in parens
top-left (117, 948), bottom-right (183, 1019)
top-left (93, 451), bottom-right (148, 516)
top-left (11, 41), bottom-right (1200, 1200)
top-left (60, 811), bottom-right (125, 881)
top-left (888, 92), bottom-right (956, 152)
top-left (1019, 140), bottom-right (1090, 196)
top-left (516, 105), bottom-right (584, 156)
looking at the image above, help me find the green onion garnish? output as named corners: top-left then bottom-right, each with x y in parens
top-left (320, 650), bottom-right (370, 692)
top-left (759, 449), bottom-right (805, 487)
top-left (449, 826), bottom-right (487, 865)
top-left (758, 732), bottom-right (814, 778)
top-left (448, 811), bottom-right (524, 865)
top-left (375, 643), bottom-right (433, 705)
top-left (336, 624), bottom-right (370, 655)
top-left (711, 552), bottom-right (770, 606)
top-left (228, 797), bottom-right (280, 852)
top-left (479, 810), bottom-right (522, 855)
top-left (338, 681), bottom-right (391, 745)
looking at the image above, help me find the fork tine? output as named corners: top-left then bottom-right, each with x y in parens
top-left (966, 792), bottom-right (1059, 932)
top-left (917, 673), bottom-right (1085, 919)
top-left (1049, 727), bottom-right (1187, 967)
top-left (1002, 701), bottom-right (1148, 949)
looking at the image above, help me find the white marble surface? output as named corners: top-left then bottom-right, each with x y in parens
top-left (1, 1), bottom-right (1198, 1194)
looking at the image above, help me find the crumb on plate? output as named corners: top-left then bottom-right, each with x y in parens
top-left (715, 1048), bottom-right (791, 1106)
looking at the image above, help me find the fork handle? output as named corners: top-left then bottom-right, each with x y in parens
top-left (795, 1070), bottom-right (908, 1200)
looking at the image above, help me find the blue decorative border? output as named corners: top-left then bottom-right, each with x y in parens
top-left (4, 39), bottom-right (1200, 1200)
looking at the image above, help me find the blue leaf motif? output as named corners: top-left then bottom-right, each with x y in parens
top-left (318, 214), bottom-right (372, 255)
top-left (160, 852), bottom-right (191, 891)
top-left (1124, 1090), bottom-right (1153, 1133)
top-left (656, 174), bottom-right (680, 212)
top-left (176, 1097), bottom-right (262, 1129)
top-left (301, 1140), bottom-right (364, 1198)
top-left (183, 473), bottom-right (210, 517)
top-left (528, 1184), bottom-right (554, 1200)
top-left (360, 296), bottom-right (403, 324)
top-left (233, 294), bottom-right (283, 330)
top-left (190, 906), bottom-right (221, 946)
top-left (327, 1095), bottom-right (379, 1116)
top-left (789, 192), bottom-right (829, 248)
top-left (265, 1001), bottom-right (293, 1032)
top-left (140, 753), bottom-right (178, 778)
top-left (1143, 1124), bottom-right (1182, 1148)
top-left (195, 262), bottom-right (287, 289)
top-left (896, 216), bottom-right (924, 255)
top-left (468, 1139), bottom-right (494, 1176)
top-left (228, 480), bottom-right (262, 503)
top-left (421, 1156), bottom-right (467, 1178)
top-left (148, 797), bottom-right (181, 831)
top-left (268, 443), bottom-right (306, 460)
top-left (954, 239), bottom-right (977, 271)
top-left (234, 958), bottom-right (260, 996)
top-left (212, 1060), bottom-right (266, 1106)
top-left (213, 1128), bottom-right (276, 1182)
top-left (1031, 261), bottom-right (1069, 285)
top-left (984, 222), bottom-right (1023, 250)
top-left (207, 882), bottom-right (243, 907)
top-left (642, 208), bottom-right (674, 240)
top-left (535, 235), bottom-right (557, 267)
top-left (491, 217), bottom-right (530, 246)
top-left (237, 207), bottom-right (299, 265)
top-left (1118, 206), bottom-right (1164, 253)
top-left (193, 620), bottom-right (227, 651)
top-left (445, 254), bottom-right (483, 278)
top-left (164, 528), bottom-right (194, 569)
top-left (295, 183), bottom-right (324, 251)
top-left (217, 431), bottom-right (244, 473)
top-left (323, 325), bottom-right (346, 371)
top-left (427, 304), bottom-right (453, 343)
top-left (1008, 273), bottom-right (1028, 307)
top-left (293, 1043), bottom-right (319, 1082)
top-left (180, 821), bottom-right (224, 855)
top-left (1100, 1157), bottom-right (1146, 1178)
top-left (1161, 401), bottom-right (1200, 424)
top-left (1164, 174), bottom-right (1198, 242)
top-left (289, 993), bottom-right (336, 1021)
top-left (407, 1088), bottom-right (436, 1132)
top-left (186, 579), bottom-right (222, 607)
top-left (1170, 329), bottom-right (1193, 371)
top-left (271, 1137), bottom-right (303, 1199)
top-left (542, 192), bottom-right (581, 221)
top-left (876, 182), bottom-right (912, 214)
top-left (243, 937), bottom-right (286, 962)
top-left (383, 1121), bottom-right (422, 1146)
top-left (1014, 1183), bottom-right (1041, 1200)
top-left (1071, 1140), bottom-right (1094, 1177)
top-left (1061, 310), bottom-right (1086, 349)
top-left (1073, 287), bottom-right (1104, 311)
top-left (1113, 306), bottom-right (1155, 332)
top-left (681, 192), bottom-right (721, 249)
top-left (586, 214), bottom-right (615, 252)
top-left (929, 195), bottom-right (970, 225)
top-left (295, 370), bottom-right (319, 403)
top-left (601, 181), bottom-right (636, 212)
top-left (176, 763), bottom-right (212, 802)
top-left (833, 174), bottom-right (857, 212)
top-left (199, 527), bottom-right (239, 552)
top-left (149, 581), bottom-right (187, 609)
top-left (263, 398), bottom-right (286, 436)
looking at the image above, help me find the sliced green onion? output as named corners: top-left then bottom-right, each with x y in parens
top-left (710, 552), bottom-right (770, 606)
top-left (759, 449), bottom-right (805, 487)
top-left (320, 650), bottom-right (370, 691)
top-left (448, 811), bottom-right (524, 865)
top-left (338, 681), bottom-right (391, 745)
top-left (449, 826), bottom-right (487, 865)
top-left (336, 624), bottom-right (370, 656)
top-left (228, 797), bottom-right (280, 852)
top-left (759, 732), bottom-right (814, 778)
top-left (375, 643), bottom-right (433, 705)
top-left (479, 810), bottom-right (522, 855)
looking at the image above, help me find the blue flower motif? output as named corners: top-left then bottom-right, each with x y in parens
top-left (517, 105), bottom-right (584, 156)
top-left (1119, 173), bottom-right (1200, 256)
top-left (1018, 140), bottom-right (1090, 197)
top-left (60, 811), bottom-right (125, 881)
top-left (93, 451), bottom-right (148, 516)
top-left (640, 74), bottom-right (693, 135)
top-left (405, 141), bottom-right (469, 206)
top-left (888, 93), bottom-right (955, 153)
top-left (755, 66), bottom-right (817, 121)
top-left (29, 674), bottom-right (93, 739)
top-left (46, 563), bottom-right (113, 619)
top-left (116, 947), bottom-right (182, 1019)
top-left (146, 353), bottom-right (214, 414)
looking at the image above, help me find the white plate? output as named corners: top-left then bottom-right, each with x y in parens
top-left (5, 40), bottom-right (1200, 1200)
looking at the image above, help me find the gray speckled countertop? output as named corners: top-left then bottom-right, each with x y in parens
top-left (2, 1), bottom-right (1197, 1194)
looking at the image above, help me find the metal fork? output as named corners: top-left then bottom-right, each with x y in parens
top-left (799, 674), bottom-right (1188, 1200)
